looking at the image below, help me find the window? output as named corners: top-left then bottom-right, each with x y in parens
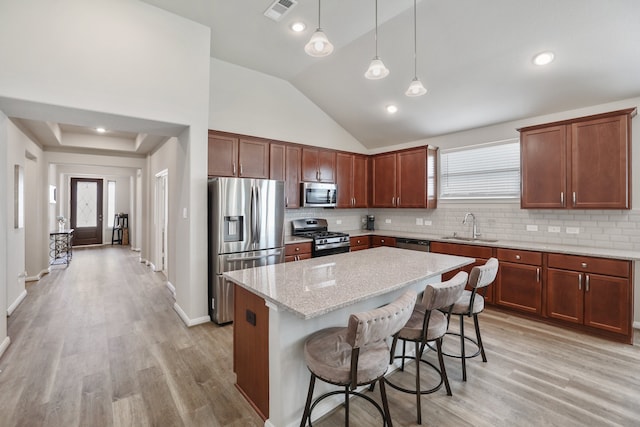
top-left (107, 181), bottom-right (116, 226)
top-left (440, 139), bottom-right (520, 199)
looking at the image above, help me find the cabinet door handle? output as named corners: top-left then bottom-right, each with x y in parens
top-left (578, 273), bottom-right (582, 290)
top-left (560, 192), bottom-right (564, 206)
top-left (572, 191), bottom-right (576, 206)
top-left (232, 163), bottom-right (236, 175)
top-left (391, 197), bottom-right (395, 206)
top-left (585, 274), bottom-right (590, 292)
top-left (536, 267), bottom-right (540, 283)
top-left (285, 197), bottom-right (289, 207)
top-left (240, 163), bottom-right (243, 175)
top-left (397, 197), bottom-right (400, 205)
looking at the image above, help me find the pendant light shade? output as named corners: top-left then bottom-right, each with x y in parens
top-left (305, 0), bottom-right (333, 57)
top-left (365, 0), bottom-right (389, 80)
top-left (405, 0), bottom-right (427, 96)
top-left (365, 57), bottom-right (390, 79)
top-left (405, 77), bottom-right (427, 96)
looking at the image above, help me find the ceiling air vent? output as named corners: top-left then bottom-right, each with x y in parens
top-left (264, 0), bottom-right (297, 22)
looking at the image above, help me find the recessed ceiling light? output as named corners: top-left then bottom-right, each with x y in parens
top-left (533, 51), bottom-right (554, 66)
top-left (96, 127), bottom-right (106, 133)
top-left (290, 22), bottom-right (306, 32)
top-left (386, 105), bottom-right (398, 114)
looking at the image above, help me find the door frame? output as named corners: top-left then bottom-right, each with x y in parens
top-left (154, 170), bottom-right (169, 276)
top-left (70, 177), bottom-right (104, 246)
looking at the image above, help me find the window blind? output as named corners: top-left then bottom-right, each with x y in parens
top-left (440, 140), bottom-right (520, 199)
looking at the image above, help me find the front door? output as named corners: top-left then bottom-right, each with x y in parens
top-left (70, 178), bottom-right (103, 246)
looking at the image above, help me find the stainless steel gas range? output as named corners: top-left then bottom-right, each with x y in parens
top-left (291, 218), bottom-right (350, 257)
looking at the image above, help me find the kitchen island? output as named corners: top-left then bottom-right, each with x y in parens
top-left (223, 246), bottom-right (474, 427)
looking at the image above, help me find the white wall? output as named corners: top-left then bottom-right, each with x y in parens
top-left (0, 112), bottom-right (9, 356)
top-left (0, 0), bottom-right (211, 325)
top-left (5, 121), bottom-right (27, 316)
top-left (148, 138), bottom-right (178, 288)
top-left (209, 58), bottom-right (369, 154)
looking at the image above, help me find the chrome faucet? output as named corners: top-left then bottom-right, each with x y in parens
top-left (463, 212), bottom-right (479, 239)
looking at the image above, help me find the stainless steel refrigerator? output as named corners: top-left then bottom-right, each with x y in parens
top-left (208, 177), bottom-right (285, 324)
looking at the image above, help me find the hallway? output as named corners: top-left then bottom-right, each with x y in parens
top-left (0, 246), bottom-right (262, 427)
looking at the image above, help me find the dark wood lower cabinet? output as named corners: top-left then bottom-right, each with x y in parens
top-left (495, 249), bottom-right (542, 314)
top-left (234, 285), bottom-right (269, 420)
top-left (350, 236), bottom-right (371, 251)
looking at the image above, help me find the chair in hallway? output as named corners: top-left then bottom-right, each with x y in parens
top-left (446, 257), bottom-right (499, 381)
top-left (299, 290), bottom-right (417, 427)
top-left (384, 272), bottom-right (468, 424)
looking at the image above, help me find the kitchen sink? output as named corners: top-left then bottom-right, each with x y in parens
top-left (441, 236), bottom-right (498, 243)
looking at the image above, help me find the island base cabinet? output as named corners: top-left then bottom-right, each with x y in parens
top-left (495, 263), bottom-right (542, 314)
top-left (233, 285), bottom-right (269, 420)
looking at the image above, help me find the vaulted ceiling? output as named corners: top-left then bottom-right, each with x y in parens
top-left (140, 0), bottom-right (640, 149)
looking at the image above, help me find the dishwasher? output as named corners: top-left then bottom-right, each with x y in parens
top-left (396, 238), bottom-right (430, 252)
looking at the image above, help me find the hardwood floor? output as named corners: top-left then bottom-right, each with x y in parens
top-left (1, 246), bottom-right (639, 427)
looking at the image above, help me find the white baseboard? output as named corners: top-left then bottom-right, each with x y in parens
top-left (173, 302), bottom-right (210, 327)
top-left (148, 262), bottom-right (157, 271)
top-left (26, 269), bottom-right (49, 282)
top-left (166, 281), bottom-right (176, 298)
top-left (131, 247), bottom-right (141, 252)
top-left (7, 290), bottom-right (27, 316)
top-left (0, 337), bottom-right (10, 359)
top-left (633, 321), bottom-right (640, 330)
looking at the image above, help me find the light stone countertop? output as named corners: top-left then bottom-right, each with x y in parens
top-left (223, 246), bottom-right (474, 319)
top-left (341, 229), bottom-right (640, 261)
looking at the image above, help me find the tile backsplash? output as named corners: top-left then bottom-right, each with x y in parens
top-left (285, 204), bottom-right (640, 250)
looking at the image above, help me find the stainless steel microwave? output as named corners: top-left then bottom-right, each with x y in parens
top-left (301, 182), bottom-right (337, 208)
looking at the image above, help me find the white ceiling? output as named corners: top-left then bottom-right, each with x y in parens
top-left (141, 0), bottom-right (640, 149)
top-left (13, 0), bottom-right (640, 153)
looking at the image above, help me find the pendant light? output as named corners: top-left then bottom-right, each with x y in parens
top-left (405, 0), bottom-right (427, 96)
top-left (305, 0), bottom-right (333, 57)
top-left (365, 0), bottom-right (389, 79)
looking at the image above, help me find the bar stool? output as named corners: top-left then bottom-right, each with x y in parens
top-left (299, 290), bottom-right (417, 427)
top-left (446, 258), bottom-right (499, 381)
top-left (384, 272), bottom-right (468, 424)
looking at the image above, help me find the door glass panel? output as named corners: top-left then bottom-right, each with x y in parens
top-left (77, 181), bottom-right (97, 227)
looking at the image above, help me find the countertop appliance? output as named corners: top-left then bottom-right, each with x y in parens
top-left (301, 182), bottom-right (337, 208)
top-left (366, 215), bottom-right (375, 231)
top-left (396, 238), bottom-right (430, 252)
top-left (208, 177), bottom-right (285, 324)
top-left (291, 218), bottom-right (350, 257)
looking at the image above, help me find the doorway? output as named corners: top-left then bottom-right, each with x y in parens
top-left (70, 178), bottom-right (104, 246)
top-left (155, 170), bottom-right (168, 275)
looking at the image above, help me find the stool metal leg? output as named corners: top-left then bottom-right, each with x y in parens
top-left (460, 314), bottom-right (467, 382)
top-left (300, 375), bottom-right (315, 427)
top-left (379, 378), bottom-right (393, 427)
top-left (474, 313), bottom-right (487, 363)
top-left (436, 338), bottom-right (452, 396)
top-left (344, 385), bottom-right (350, 427)
top-left (415, 341), bottom-right (422, 424)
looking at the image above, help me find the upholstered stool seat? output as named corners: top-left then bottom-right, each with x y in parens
top-left (384, 272), bottom-right (468, 424)
top-left (443, 258), bottom-right (499, 382)
top-left (300, 290), bottom-right (417, 427)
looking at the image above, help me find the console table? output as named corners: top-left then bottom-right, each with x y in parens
top-left (50, 229), bottom-right (74, 266)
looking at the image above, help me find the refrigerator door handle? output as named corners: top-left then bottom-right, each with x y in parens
top-left (226, 251), bottom-right (282, 262)
top-left (255, 185), bottom-right (262, 243)
top-left (250, 185), bottom-right (257, 243)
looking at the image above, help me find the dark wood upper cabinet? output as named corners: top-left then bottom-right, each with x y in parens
top-left (372, 147), bottom-right (437, 208)
top-left (269, 143), bottom-right (286, 181)
top-left (208, 133), bottom-right (238, 177)
top-left (336, 153), bottom-right (368, 208)
top-left (284, 146), bottom-right (302, 208)
top-left (519, 108), bottom-right (635, 209)
top-left (208, 131), bottom-right (269, 179)
top-left (302, 148), bottom-right (335, 183)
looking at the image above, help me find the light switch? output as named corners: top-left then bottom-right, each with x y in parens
top-left (548, 226), bottom-right (561, 233)
top-left (566, 227), bottom-right (580, 234)
top-left (416, 218), bottom-right (424, 226)
top-left (385, 219), bottom-right (391, 224)
top-left (336, 220), bottom-right (342, 225)
top-left (424, 220), bottom-right (432, 226)
top-left (526, 225), bottom-right (538, 232)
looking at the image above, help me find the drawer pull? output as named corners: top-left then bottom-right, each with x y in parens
top-left (581, 262), bottom-right (587, 268)
top-left (295, 247), bottom-right (300, 251)
top-left (515, 255), bottom-right (521, 260)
